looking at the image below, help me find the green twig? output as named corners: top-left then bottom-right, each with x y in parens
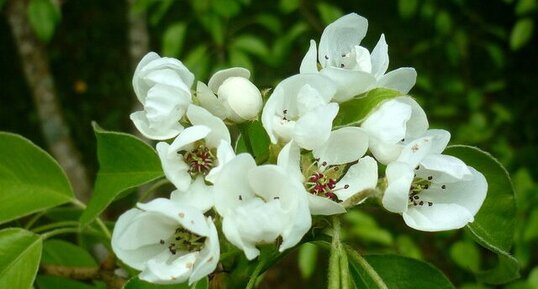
top-left (71, 199), bottom-right (112, 240)
top-left (341, 189), bottom-right (379, 208)
top-left (339, 245), bottom-right (351, 289)
top-left (345, 246), bottom-right (388, 289)
top-left (32, 221), bottom-right (80, 233)
top-left (24, 211), bottom-right (46, 229)
top-left (328, 217), bottom-right (341, 289)
top-left (41, 227), bottom-right (81, 240)
top-left (245, 256), bottom-right (267, 289)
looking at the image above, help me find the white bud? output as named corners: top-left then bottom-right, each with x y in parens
top-left (217, 77), bottom-right (262, 123)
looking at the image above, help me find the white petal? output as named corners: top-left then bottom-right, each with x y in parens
top-left (377, 67), bottom-right (417, 94)
top-left (137, 198), bottom-right (210, 237)
top-left (140, 56), bottom-right (194, 89)
top-left (169, 125), bottom-right (211, 153)
top-left (214, 154), bottom-right (257, 215)
top-left (296, 84), bottom-right (328, 116)
top-left (403, 203), bottom-right (475, 232)
top-left (368, 138), bottom-right (403, 165)
top-left (361, 98), bottom-right (412, 143)
top-left (208, 67), bottom-right (250, 93)
top-left (397, 136), bottom-right (434, 168)
top-left (261, 87), bottom-right (284, 144)
top-left (140, 251), bottom-right (198, 284)
top-left (334, 156), bottom-right (378, 202)
top-left (111, 209), bottom-right (169, 270)
top-left (130, 111), bottom-right (183, 140)
top-left (300, 40), bottom-right (319, 73)
top-left (187, 105), bottom-right (231, 148)
top-left (222, 213), bottom-right (260, 260)
top-left (398, 97), bottom-right (428, 139)
top-left (189, 217), bottom-right (220, 284)
top-left (320, 67), bottom-right (376, 102)
top-left (196, 81), bottom-right (227, 119)
top-left (382, 162), bottom-right (414, 213)
top-left (306, 194), bottom-right (346, 215)
top-left (206, 140), bottom-right (236, 183)
top-left (144, 84), bottom-right (190, 126)
top-left (313, 127), bottom-right (369, 166)
top-left (276, 141), bottom-right (304, 183)
top-left (219, 77), bottom-right (263, 122)
top-left (370, 34), bottom-right (389, 78)
top-left (170, 177), bottom-right (214, 212)
top-left (419, 154), bottom-right (473, 181)
top-left (318, 13), bottom-right (368, 68)
top-left (353, 46), bottom-right (372, 73)
top-left (293, 103), bottom-right (339, 150)
top-left (133, 52), bottom-right (161, 103)
top-left (156, 142), bottom-right (192, 191)
top-left (424, 129), bottom-right (451, 154)
top-left (278, 196), bottom-right (312, 252)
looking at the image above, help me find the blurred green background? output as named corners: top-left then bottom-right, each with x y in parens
top-left (0, 0), bottom-right (537, 288)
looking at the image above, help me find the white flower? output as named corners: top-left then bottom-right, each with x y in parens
top-left (213, 154), bottom-right (312, 260)
top-left (361, 96), bottom-right (441, 164)
top-left (111, 198), bottom-right (219, 285)
top-left (382, 136), bottom-right (487, 231)
top-left (130, 52), bottom-right (195, 140)
top-left (196, 68), bottom-right (263, 123)
top-left (261, 73), bottom-right (339, 150)
top-left (157, 105), bottom-right (233, 207)
top-left (300, 13), bottom-right (417, 102)
top-left (277, 127), bottom-right (378, 215)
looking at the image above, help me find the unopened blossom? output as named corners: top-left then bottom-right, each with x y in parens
top-left (111, 198), bottom-right (219, 285)
top-left (300, 13), bottom-right (417, 102)
top-left (360, 96), bottom-right (448, 165)
top-left (131, 52), bottom-right (194, 140)
top-left (196, 68), bottom-right (262, 123)
top-left (157, 105), bottom-right (233, 206)
top-left (261, 73), bottom-right (339, 150)
top-left (277, 128), bottom-right (378, 215)
top-left (382, 136), bottom-right (487, 231)
top-left (213, 154), bottom-right (311, 260)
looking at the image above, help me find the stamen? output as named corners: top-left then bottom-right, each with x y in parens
top-left (183, 145), bottom-right (216, 176)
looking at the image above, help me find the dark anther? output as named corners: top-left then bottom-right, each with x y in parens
top-left (340, 63), bottom-right (345, 68)
top-left (424, 184), bottom-right (429, 189)
top-left (239, 195), bottom-right (243, 200)
top-left (160, 239), bottom-right (165, 245)
top-left (413, 195), bottom-right (419, 200)
top-left (415, 165), bottom-right (420, 170)
top-left (274, 197), bottom-right (280, 200)
top-left (344, 184), bottom-right (350, 189)
top-left (428, 202), bottom-right (433, 206)
top-left (441, 185), bottom-right (446, 189)
top-left (419, 201), bottom-right (424, 206)
top-left (401, 138), bottom-right (405, 142)
top-left (427, 176), bottom-right (433, 180)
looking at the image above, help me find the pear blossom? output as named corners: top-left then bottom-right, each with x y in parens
top-left (277, 127), bottom-right (378, 215)
top-left (196, 68), bottom-right (263, 123)
top-left (131, 52), bottom-right (195, 140)
top-left (111, 198), bottom-right (219, 285)
top-left (261, 73), bottom-right (339, 150)
top-left (382, 136), bottom-right (487, 231)
top-left (157, 105), bottom-right (233, 205)
top-left (300, 13), bottom-right (417, 102)
top-left (213, 154), bottom-right (311, 260)
top-left (360, 96), bottom-right (445, 164)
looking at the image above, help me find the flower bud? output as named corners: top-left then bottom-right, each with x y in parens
top-left (217, 77), bottom-right (263, 123)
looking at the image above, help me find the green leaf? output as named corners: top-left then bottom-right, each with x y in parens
top-left (348, 252), bottom-right (455, 289)
top-left (211, 0), bottom-right (241, 18)
top-left (278, 0), bottom-right (299, 13)
top-left (298, 243), bottom-right (318, 279)
top-left (199, 14), bottom-right (224, 45)
top-left (27, 0), bottom-right (61, 42)
top-left (42, 239), bottom-right (97, 267)
top-left (36, 275), bottom-right (100, 289)
top-left (122, 277), bottom-right (197, 289)
top-left (229, 49), bottom-right (253, 73)
top-left (162, 22), bottom-right (187, 58)
top-left (344, 211), bottom-right (393, 246)
top-left (516, 0), bottom-right (537, 15)
top-left (398, 0), bottom-right (418, 19)
top-left (0, 0), bottom-right (7, 10)
top-left (445, 145), bottom-right (519, 284)
top-left (80, 123), bottom-right (164, 226)
top-left (184, 45), bottom-right (210, 81)
top-left (510, 18), bottom-right (534, 50)
top-left (232, 35), bottom-right (270, 59)
top-left (0, 132), bottom-right (74, 224)
top-left (0, 228), bottom-right (42, 289)
top-left (333, 88), bottom-right (403, 127)
top-left (450, 241), bottom-right (481, 272)
top-left (317, 2), bottom-right (343, 25)
top-left (235, 121), bottom-right (271, 163)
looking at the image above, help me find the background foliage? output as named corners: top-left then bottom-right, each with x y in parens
top-left (0, 0), bottom-right (537, 288)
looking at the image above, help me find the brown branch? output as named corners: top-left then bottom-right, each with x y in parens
top-left (5, 0), bottom-right (92, 202)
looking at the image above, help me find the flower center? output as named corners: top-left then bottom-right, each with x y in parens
top-left (183, 144), bottom-right (215, 176)
top-left (408, 177), bottom-right (433, 207)
top-left (306, 172), bottom-right (339, 200)
top-left (161, 226), bottom-right (206, 255)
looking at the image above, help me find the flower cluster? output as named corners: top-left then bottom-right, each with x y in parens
top-left (111, 13), bottom-right (487, 285)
